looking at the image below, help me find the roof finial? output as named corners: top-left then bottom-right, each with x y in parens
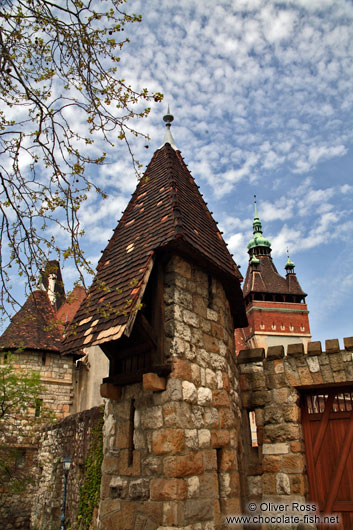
top-left (161, 105), bottom-right (177, 150)
top-left (254, 194), bottom-right (259, 220)
top-left (285, 248), bottom-right (295, 272)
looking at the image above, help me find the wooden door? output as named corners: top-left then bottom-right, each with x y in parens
top-left (302, 388), bottom-right (353, 529)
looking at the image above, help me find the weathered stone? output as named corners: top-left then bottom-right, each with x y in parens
top-left (182, 381), bottom-right (197, 403)
top-left (141, 406), bottom-right (163, 430)
top-left (197, 387), bottom-right (213, 406)
top-left (143, 373), bottom-right (166, 392)
top-left (344, 336), bottom-right (353, 351)
top-left (109, 477), bottom-right (128, 499)
top-left (212, 389), bottom-right (231, 408)
top-left (282, 454), bottom-right (305, 473)
top-left (276, 472), bottom-right (291, 494)
top-left (142, 455), bottom-right (163, 476)
top-left (128, 479), bottom-right (150, 500)
top-left (162, 501), bottom-right (184, 526)
top-left (185, 429), bottom-right (198, 449)
top-left (152, 429), bottom-right (185, 455)
top-left (262, 442), bottom-right (289, 455)
top-left (184, 499), bottom-right (214, 523)
top-left (164, 452), bottom-right (203, 477)
top-left (266, 345), bottom-right (284, 360)
top-left (219, 408), bottom-right (235, 429)
top-left (307, 341), bottom-right (322, 355)
top-left (170, 358), bottom-right (192, 381)
top-left (150, 478), bottom-right (187, 501)
top-left (203, 333), bottom-right (219, 353)
top-left (306, 356), bottom-right (320, 373)
top-left (204, 407), bottom-right (219, 428)
top-left (100, 383), bottom-right (122, 400)
top-left (211, 429), bottom-right (230, 448)
top-left (198, 429), bottom-right (211, 448)
top-left (163, 402), bottom-right (192, 428)
top-left (187, 476), bottom-right (200, 498)
top-left (325, 338), bottom-right (340, 353)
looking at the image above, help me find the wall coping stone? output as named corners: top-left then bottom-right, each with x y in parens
top-left (266, 345), bottom-right (284, 360)
top-left (344, 336), bottom-right (353, 351)
top-left (307, 341), bottom-right (322, 356)
top-left (325, 338), bottom-right (340, 353)
top-left (287, 343), bottom-right (304, 356)
top-left (237, 348), bottom-right (265, 364)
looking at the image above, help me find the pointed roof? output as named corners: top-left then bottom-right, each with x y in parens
top-left (243, 199), bottom-right (306, 299)
top-left (62, 140), bottom-right (246, 354)
top-left (0, 290), bottom-right (63, 352)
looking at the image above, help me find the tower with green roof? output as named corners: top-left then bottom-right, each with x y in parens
top-left (235, 197), bottom-right (311, 354)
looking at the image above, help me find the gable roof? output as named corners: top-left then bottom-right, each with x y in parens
top-left (0, 290), bottom-right (63, 352)
top-left (62, 143), bottom-right (246, 354)
top-left (243, 255), bottom-right (307, 299)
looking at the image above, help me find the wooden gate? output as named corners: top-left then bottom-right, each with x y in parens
top-left (302, 387), bottom-right (353, 529)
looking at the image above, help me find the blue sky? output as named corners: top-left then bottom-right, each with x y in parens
top-left (74, 0), bottom-right (352, 346)
top-left (9, 0), bottom-right (353, 346)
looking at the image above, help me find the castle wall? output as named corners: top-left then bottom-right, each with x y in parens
top-left (0, 349), bottom-right (74, 530)
top-left (97, 255), bottom-right (244, 529)
top-left (238, 337), bottom-right (353, 511)
top-left (31, 406), bottom-right (104, 530)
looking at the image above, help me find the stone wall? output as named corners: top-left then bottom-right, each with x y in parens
top-left (0, 350), bottom-right (75, 530)
top-left (238, 336), bottom-right (353, 508)
top-left (31, 406), bottom-right (104, 530)
top-left (97, 255), bottom-right (244, 529)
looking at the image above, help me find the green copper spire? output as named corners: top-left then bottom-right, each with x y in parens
top-left (285, 249), bottom-right (295, 272)
top-left (247, 196), bottom-right (272, 255)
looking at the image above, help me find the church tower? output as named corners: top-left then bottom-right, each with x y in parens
top-left (235, 197), bottom-right (311, 354)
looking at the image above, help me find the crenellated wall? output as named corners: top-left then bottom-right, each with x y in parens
top-left (237, 336), bottom-right (353, 509)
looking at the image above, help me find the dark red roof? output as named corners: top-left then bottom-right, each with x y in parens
top-left (243, 255), bottom-right (307, 298)
top-left (0, 290), bottom-right (63, 352)
top-left (62, 143), bottom-right (246, 354)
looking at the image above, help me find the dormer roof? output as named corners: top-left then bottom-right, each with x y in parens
top-left (62, 142), bottom-right (246, 354)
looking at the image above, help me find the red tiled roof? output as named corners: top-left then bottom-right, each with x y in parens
top-left (62, 143), bottom-right (246, 354)
top-left (0, 290), bottom-right (63, 352)
top-left (243, 255), bottom-right (307, 298)
top-left (56, 285), bottom-right (86, 328)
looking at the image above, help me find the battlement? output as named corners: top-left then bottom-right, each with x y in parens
top-left (238, 335), bottom-right (353, 363)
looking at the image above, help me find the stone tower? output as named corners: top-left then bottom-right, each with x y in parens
top-left (235, 198), bottom-right (311, 354)
top-left (62, 112), bottom-right (248, 529)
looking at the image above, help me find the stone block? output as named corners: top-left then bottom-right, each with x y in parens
top-left (325, 338), bottom-right (340, 353)
top-left (152, 429), bottom-right (185, 455)
top-left (287, 343), bottom-right (304, 356)
top-left (307, 341), bottom-right (322, 355)
top-left (120, 449), bottom-right (141, 476)
top-left (204, 407), bottom-right (220, 428)
top-left (143, 373), bottom-right (166, 392)
top-left (163, 402), bottom-right (192, 429)
top-left (237, 348), bottom-right (265, 363)
top-left (264, 424), bottom-right (300, 443)
top-left (262, 473), bottom-right (276, 495)
top-left (218, 448), bottom-right (236, 472)
top-left (164, 452), bottom-right (203, 477)
top-left (219, 408), bottom-right (235, 429)
top-left (212, 389), bottom-right (231, 408)
top-left (184, 499), bottom-right (214, 524)
top-left (100, 383), bottom-right (122, 400)
top-left (115, 421), bottom-right (130, 449)
top-left (198, 429), bottom-right (211, 448)
top-left (187, 476), bottom-right (200, 498)
top-left (198, 387), bottom-right (213, 405)
top-left (306, 356), bottom-right (320, 373)
top-left (282, 454), bottom-right (305, 473)
top-left (129, 479), bottom-right (150, 500)
top-left (163, 501), bottom-right (184, 526)
top-left (297, 366), bottom-right (313, 385)
top-left (206, 308), bottom-right (218, 322)
top-left (202, 449), bottom-right (217, 471)
top-left (203, 333), bottom-right (220, 353)
top-left (170, 358), bottom-right (192, 381)
top-left (182, 381), bottom-right (197, 403)
top-left (211, 429), bottom-right (230, 448)
top-left (263, 455), bottom-right (281, 473)
top-left (276, 472), bottom-right (291, 494)
top-left (142, 455), bottom-right (163, 476)
top-left (262, 443), bottom-right (289, 455)
top-left (141, 406), bottom-right (163, 430)
top-left (185, 429), bottom-right (198, 449)
top-left (150, 478), bottom-right (187, 501)
top-left (344, 336), bottom-right (353, 351)
top-left (267, 345), bottom-right (284, 360)
top-left (109, 477), bottom-right (128, 499)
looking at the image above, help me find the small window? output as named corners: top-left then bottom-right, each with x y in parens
top-left (249, 411), bottom-right (258, 447)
